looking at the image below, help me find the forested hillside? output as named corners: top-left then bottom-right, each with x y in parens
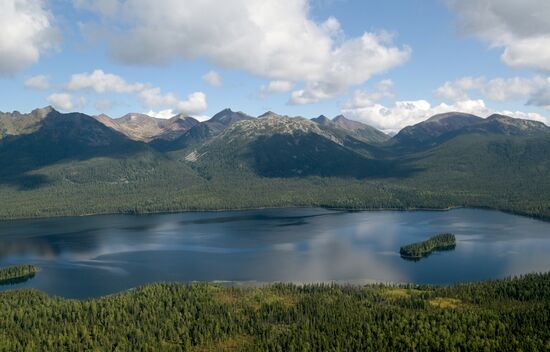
top-left (1, 273), bottom-right (549, 351)
top-left (1, 107), bottom-right (549, 220)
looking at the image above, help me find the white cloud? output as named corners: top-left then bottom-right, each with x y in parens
top-left (47, 93), bottom-right (86, 111)
top-left (289, 32), bottom-right (411, 104)
top-left (0, 0), bottom-right (58, 76)
top-left (289, 83), bottom-right (334, 105)
top-left (67, 69), bottom-right (146, 93)
top-left (482, 77), bottom-right (545, 102)
top-left (202, 70), bottom-right (222, 87)
top-left (260, 80), bottom-right (294, 96)
top-left (435, 75), bottom-right (550, 108)
top-left (448, 0), bottom-right (550, 71)
top-left (138, 88), bottom-right (179, 108)
top-left (342, 94), bottom-right (550, 133)
top-left (145, 109), bottom-right (176, 119)
top-left (77, 0), bottom-right (410, 103)
top-left (342, 99), bottom-right (491, 133)
top-left (139, 88), bottom-right (207, 115)
top-left (343, 79), bottom-right (395, 108)
top-left (24, 74), bottom-right (50, 90)
top-left (146, 109), bottom-right (210, 121)
top-left (177, 92), bottom-right (208, 115)
top-left (434, 77), bottom-right (484, 101)
top-left (64, 68), bottom-right (207, 114)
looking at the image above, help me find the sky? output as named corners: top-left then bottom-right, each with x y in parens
top-left (1, 0), bottom-right (550, 132)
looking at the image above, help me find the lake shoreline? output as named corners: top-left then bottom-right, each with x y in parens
top-left (2, 207), bottom-right (549, 298)
top-left (1, 203), bottom-right (549, 223)
top-left (2, 271), bottom-right (548, 300)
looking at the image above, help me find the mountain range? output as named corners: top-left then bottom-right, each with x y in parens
top-left (1, 106), bottom-right (549, 220)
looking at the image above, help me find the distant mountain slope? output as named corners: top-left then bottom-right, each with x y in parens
top-left (0, 108), bottom-right (145, 187)
top-left (189, 115), bottom-right (404, 178)
top-left (392, 112), bottom-right (550, 150)
top-left (1, 107), bottom-right (550, 220)
top-left (393, 112), bottom-right (483, 146)
top-left (94, 113), bottom-right (199, 142)
top-left (210, 108), bottom-right (254, 125)
top-left (0, 106), bottom-right (56, 139)
top-left (150, 108), bottom-right (254, 151)
top-left (465, 114), bottom-right (549, 136)
top-left (312, 114), bottom-right (390, 144)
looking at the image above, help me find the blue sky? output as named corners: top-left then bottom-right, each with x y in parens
top-left (1, 0), bottom-right (549, 132)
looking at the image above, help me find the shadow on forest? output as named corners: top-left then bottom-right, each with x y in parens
top-left (0, 273), bottom-right (36, 286)
top-left (400, 245), bottom-right (456, 262)
top-left (249, 133), bottom-right (424, 179)
top-left (0, 111), bottom-right (147, 190)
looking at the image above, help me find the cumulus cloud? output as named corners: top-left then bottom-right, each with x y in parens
top-left (260, 80), bottom-right (294, 96)
top-left (448, 0), bottom-right (550, 71)
top-left (64, 69), bottom-right (208, 114)
top-left (146, 109), bottom-right (210, 121)
top-left (67, 69), bottom-right (146, 93)
top-left (145, 109), bottom-right (176, 119)
top-left (342, 98), bottom-right (490, 133)
top-left (0, 0), bottom-right (58, 76)
top-left (202, 71), bottom-right (222, 87)
top-left (289, 32), bottom-right (410, 104)
top-left (434, 77), bottom-right (484, 101)
top-left (24, 74), bottom-right (50, 90)
top-left (47, 93), bottom-right (86, 111)
top-left (343, 79), bottom-right (395, 109)
top-left (435, 75), bottom-right (550, 108)
top-left (139, 89), bottom-right (207, 115)
top-left (76, 0), bottom-right (410, 103)
top-left (176, 92), bottom-right (208, 115)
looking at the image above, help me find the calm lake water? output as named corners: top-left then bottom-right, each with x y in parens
top-left (1, 208), bottom-right (550, 298)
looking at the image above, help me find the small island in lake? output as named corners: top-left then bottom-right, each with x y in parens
top-left (400, 233), bottom-right (456, 260)
top-left (0, 264), bottom-right (39, 285)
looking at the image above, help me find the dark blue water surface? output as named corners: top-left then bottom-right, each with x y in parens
top-left (1, 208), bottom-right (549, 298)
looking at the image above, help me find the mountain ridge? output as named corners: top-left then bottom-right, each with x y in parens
top-left (2, 106), bottom-right (550, 220)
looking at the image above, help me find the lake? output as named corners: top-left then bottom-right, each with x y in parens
top-left (1, 208), bottom-right (550, 298)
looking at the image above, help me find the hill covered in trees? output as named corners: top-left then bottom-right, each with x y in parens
top-left (0, 272), bottom-right (549, 351)
top-left (0, 265), bottom-right (39, 285)
top-left (1, 107), bottom-right (549, 220)
top-left (400, 233), bottom-right (456, 259)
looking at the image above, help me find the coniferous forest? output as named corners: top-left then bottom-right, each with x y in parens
top-left (0, 273), bottom-right (549, 351)
top-left (400, 233), bottom-right (456, 258)
top-left (0, 265), bottom-right (39, 284)
top-left (2, 0), bottom-right (550, 349)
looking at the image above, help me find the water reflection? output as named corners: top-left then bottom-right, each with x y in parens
top-left (0, 208), bottom-right (549, 298)
top-left (0, 273), bottom-right (36, 286)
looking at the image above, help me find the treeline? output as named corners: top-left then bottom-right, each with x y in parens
top-left (1, 134), bottom-right (550, 221)
top-left (1, 273), bottom-right (550, 351)
top-left (2, 169), bottom-right (550, 221)
top-left (0, 264), bottom-right (38, 285)
top-left (400, 233), bottom-right (456, 258)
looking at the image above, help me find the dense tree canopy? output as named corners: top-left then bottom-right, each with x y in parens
top-left (400, 233), bottom-right (456, 258)
top-left (0, 265), bottom-right (38, 285)
top-left (1, 273), bottom-right (549, 351)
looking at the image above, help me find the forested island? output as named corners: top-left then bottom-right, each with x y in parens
top-left (0, 265), bottom-right (39, 285)
top-left (0, 273), bottom-right (549, 350)
top-left (400, 233), bottom-right (456, 259)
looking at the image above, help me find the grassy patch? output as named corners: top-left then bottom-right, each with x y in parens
top-left (192, 334), bottom-right (255, 352)
top-left (429, 297), bottom-right (463, 309)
